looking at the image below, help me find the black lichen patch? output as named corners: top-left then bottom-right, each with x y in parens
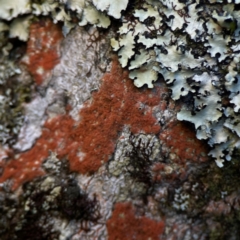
top-left (125, 134), bottom-right (154, 188)
top-left (15, 214), bottom-right (60, 240)
top-left (58, 179), bottom-right (101, 223)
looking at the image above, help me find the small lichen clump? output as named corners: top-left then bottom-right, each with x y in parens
top-left (111, 0), bottom-right (240, 167)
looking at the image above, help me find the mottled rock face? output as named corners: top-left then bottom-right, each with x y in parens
top-left (1, 0), bottom-right (240, 239)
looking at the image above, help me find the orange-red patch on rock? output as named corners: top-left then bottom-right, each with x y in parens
top-left (23, 19), bottom-right (63, 85)
top-left (107, 202), bottom-right (164, 240)
top-left (159, 121), bottom-right (209, 164)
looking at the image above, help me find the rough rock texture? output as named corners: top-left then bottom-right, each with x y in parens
top-left (1, 1), bottom-right (240, 239)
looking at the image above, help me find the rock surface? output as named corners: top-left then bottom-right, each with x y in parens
top-left (1, 1), bottom-right (240, 239)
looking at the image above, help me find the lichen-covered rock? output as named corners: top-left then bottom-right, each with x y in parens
top-left (2, 1), bottom-right (240, 239)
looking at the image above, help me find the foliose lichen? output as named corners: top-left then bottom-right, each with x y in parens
top-left (0, 0), bottom-right (129, 40)
top-left (111, 0), bottom-right (240, 167)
